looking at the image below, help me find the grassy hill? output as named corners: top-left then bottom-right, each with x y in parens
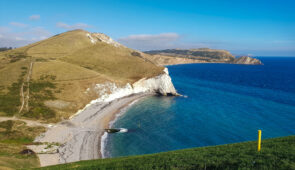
top-left (0, 29), bottom-right (165, 169)
top-left (144, 48), bottom-right (263, 65)
top-left (37, 136), bottom-right (295, 170)
top-left (0, 29), bottom-right (163, 122)
top-left (145, 48), bottom-right (235, 63)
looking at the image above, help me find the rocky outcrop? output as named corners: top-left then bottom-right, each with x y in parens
top-left (86, 68), bottom-right (178, 104)
top-left (86, 33), bottom-right (123, 47)
top-left (233, 56), bottom-right (262, 65)
top-left (133, 68), bottom-right (178, 95)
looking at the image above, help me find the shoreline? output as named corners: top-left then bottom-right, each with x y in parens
top-left (29, 93), bottom-right (151, 167)
top-left (100, 96), bottom-right (146, 158)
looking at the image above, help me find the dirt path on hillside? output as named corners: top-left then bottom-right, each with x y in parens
top-left (19, 82), bottom-right (25, 113)
top-left (18, 61), bottom-right (33, 113)
top-left (25, 62), bottom-right (33, 111)
top-left (0, 116), bottom-right (50, 127)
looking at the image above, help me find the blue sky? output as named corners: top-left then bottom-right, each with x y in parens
top-left (0, 0), bottom-right (294, 56)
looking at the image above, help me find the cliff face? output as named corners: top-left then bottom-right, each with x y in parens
top-left (233, 56), bottom-right (262, 65)
top-left (87, 68), bottom-right (178, 104)
top-left (133, 68), bottom-right (178, 95)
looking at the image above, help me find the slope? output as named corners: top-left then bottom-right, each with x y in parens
top-left (0, 29), bottom-right (164, 122)
top-left (38, 136), bottom-right (295, 170)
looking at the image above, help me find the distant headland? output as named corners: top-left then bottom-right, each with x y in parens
top-left (144, 48), bottom-right (263, 65)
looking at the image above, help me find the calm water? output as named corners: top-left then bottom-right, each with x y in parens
top-left (104, 57), bottom-right (295, 158)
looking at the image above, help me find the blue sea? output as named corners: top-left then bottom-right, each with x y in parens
top-left (104, 57), bottom-right (295, 158)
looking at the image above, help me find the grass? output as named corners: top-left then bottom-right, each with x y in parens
top-left (37, 136), bottom-right (295, 170)
top-left (0, 120), bottom-right (46, 169)
top-left (0, 59), bottom-right (58, 120)
top-left (62, 40), bottom-right (163, 83)
top-left (0, 64), bottom-right (27, 116)
top-left (24, 29), bottom-right (94, 59)
top-left (0, 59), bottom-right (59, 120)
top-left (0, 29), bottom-right (165, 121)
top-left (0, 59), bottom-right (30, 87)
top-left (21, 79), bottom-right (57, 121)
top-left (0, 120), bottom-right (45, 144)
top-left (145, 48), bottom-right (235, 63)
top-left (32, 60), bottom-right (100, 81)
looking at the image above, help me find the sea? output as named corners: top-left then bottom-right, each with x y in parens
top-left (104, 57), bottom-right (295, 158)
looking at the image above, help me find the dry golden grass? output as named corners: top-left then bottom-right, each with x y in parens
top-left (141, 53), bottom-right (207, 66)
top-left (0, 29), bottom-right (166, 169)
top-left (63, 42), bottom-right (164, 84)
top-left (0, 59), bottom-right (30, 87)
top-left (32, 60), bottom-right (100, 81)
top-left (0, 29), bottom-right (164, 120)
top-left (0, 155), bottom-right (40, 170)
top-left (26, 30), bottom-right (93, 59)
top-left (0, 120), bottom-right (46, 169)
top-left (49, 76), bottom-right (110, 119)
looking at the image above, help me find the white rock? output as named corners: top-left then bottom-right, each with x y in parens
top-left (86, 33), bottom-right (97, 44)
top-left (88, 68), bottom-right (177, 104)
top-left (86, 32), bottom-right (123, 47)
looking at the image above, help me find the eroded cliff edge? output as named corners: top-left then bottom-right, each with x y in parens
top-left (233, 56), bottom-right (262, 65)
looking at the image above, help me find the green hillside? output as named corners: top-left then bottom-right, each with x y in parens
top-left (145, 48), bottom-right (235, 63)
top-left (38, 136), bottom-right (295, 170)
top-left (0, 29), bottom-right (163, 122)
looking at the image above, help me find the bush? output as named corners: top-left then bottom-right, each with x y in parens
top-left (21, 79), bottom-right (57, 120)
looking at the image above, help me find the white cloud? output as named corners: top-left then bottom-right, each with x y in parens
top-left (121, 33), bottom-right (180, 41)
top-left (15, 37), bottom-right (25, 41)
top-left (118, 33), bottom-right (181, 50)
top-left (118, 33), bottom-right (216, 51)
top-left (56, 22), bottom-right (91, 30)
top-left (0, 26), bottom-right (10, 32)
top-left (0, 27), bottom-right (52, 47)
top-left (10, 22), bottom-right (28, 28)
top-left (29, 15), bottom-right (40, 20)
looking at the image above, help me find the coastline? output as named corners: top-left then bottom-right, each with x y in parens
top-left (164, 61), bottom-right (227, 66)
top-left (29, 93), bottom-right (151, 167)
top-left (27, 67), bottom-right (178, 167)
top-left (100, 96), bottom-right (146, 158)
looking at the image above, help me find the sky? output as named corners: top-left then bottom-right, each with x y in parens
top-left (0, 0), bottom-right (294, 56)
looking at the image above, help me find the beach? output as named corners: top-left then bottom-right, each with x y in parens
top-left (28, 93), bottom-right (150, 167)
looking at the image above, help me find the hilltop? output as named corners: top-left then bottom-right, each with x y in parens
top-left (144, 48), bottom-right (262, 65)
top-left (0, 29), bottom-right (167, 122)
top-left (0, 29), bottom-right (179, 169)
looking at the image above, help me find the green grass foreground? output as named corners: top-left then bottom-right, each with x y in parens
top-left (37, 136), bottom-right (295, 170)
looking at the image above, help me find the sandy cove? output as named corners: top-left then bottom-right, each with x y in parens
top-left (28, 93), bottom-right (150, 167)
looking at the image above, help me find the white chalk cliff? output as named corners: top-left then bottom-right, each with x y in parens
top-left (133, 68), bottom-right (178, 95)
top-left (87, 68), bottom-right (178, 104)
